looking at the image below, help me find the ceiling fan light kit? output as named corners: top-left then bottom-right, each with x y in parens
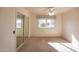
top-left (48, 7), bottom-right (55, 16)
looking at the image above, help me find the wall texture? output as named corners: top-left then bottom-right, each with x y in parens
top-left (62, 8), bottom-right (79, 43)
top-left (24, 16), bottom-right (29, 37)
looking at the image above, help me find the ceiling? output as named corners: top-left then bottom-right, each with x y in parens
top-left (26, 7), bottom-right (74, 15)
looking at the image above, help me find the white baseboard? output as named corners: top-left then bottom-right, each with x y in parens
top-left (16, 43), bottom-right (24, 51)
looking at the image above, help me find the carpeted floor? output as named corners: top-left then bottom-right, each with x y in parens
top-left (17, 37), bottom-right (74, 52)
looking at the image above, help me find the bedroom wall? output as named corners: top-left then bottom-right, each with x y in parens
top-left (62, 8), bottom-right (79, 48)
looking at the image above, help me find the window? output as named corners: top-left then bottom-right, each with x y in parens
top-left (16, 19), bottom-right (22, 28)
top-left (38, 18), bottom-right (55, 28)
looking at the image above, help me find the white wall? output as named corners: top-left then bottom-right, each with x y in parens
top-left (62, 8), bottom-right (79, 42)
top-left (24, 16), bottom-right (29, 37)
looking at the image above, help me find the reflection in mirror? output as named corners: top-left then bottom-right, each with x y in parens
top-left (16, 12), bottom-right (29, 51)
top-left (16, 12), bottom-right (25, 48)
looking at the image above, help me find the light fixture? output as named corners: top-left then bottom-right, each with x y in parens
top-left (48, 7), bottom-right (55, 16)
top-left (48, 12), bottom-right (54, 16)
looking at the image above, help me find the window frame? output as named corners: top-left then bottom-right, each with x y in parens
top-left (38, 17), bottom-right (56, 29)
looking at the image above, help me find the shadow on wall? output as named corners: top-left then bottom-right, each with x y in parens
top-left (48, 34), bottom-right (79, 52)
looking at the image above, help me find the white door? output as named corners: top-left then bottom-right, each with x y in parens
top-left (0, 8), bottom-right (16, 52)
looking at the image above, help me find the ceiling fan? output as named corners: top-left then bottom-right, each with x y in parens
top-left (48, 7), bottom-right (55, 16)
top-left (40, 7), bottom-right (55, 16)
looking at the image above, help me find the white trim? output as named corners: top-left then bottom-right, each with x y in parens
top-left (16, 42), bottom-right (24, 51)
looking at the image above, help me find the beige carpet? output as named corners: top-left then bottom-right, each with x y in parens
top-left (17, 37), bottom-right (72, 52)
